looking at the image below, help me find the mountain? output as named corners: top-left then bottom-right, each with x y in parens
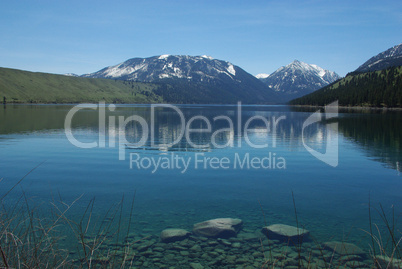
top-left (257, 60), bottom-right (341, 101)
top-left (83, 55), bottom-right (234, 82)
top-left (83, 55), bottom-right (280, 104)
top-left (355, 43), bottom-right (402, 73)
top-left (64, 73), bottom-right (79, 77)
top-left (0, 67), bottom-right (162, 104)
top-left (289, 66), bottom-right (402, 107)
top-left (289, 44), bottom-right (402, 108)
top-left (255, 73), bottom-right (270, 79)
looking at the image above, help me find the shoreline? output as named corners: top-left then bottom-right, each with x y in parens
top-left (289, 104), bottom-right (402, 111)
top-left (2, 102), bottom-right (402, 110)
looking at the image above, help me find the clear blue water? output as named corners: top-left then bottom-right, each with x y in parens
top-left (0, 104), bottom-right (401, 262)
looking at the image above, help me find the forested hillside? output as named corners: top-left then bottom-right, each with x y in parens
top-left (289, 66), bottom-right (402, 107)
top-left (0, 67), bottom-right (162, 104)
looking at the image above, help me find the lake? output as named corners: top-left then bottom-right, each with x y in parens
top-left (0, 103), bottom-right (401, 268)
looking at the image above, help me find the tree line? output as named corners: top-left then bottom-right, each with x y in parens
top-left (289, 66), bottom-right (402, 107)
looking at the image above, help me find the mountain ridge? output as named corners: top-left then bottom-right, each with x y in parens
top-left (257, 60), bottom-right (341, 101)
top-left (82, 55), bottom-right (282, 104)
top-left (355, 43), bottom-right (402, 73)
top-left (83, 55), bottom-right (240, 82)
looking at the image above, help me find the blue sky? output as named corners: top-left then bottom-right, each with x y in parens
top-left (0, 0), bottom-right (401, 77)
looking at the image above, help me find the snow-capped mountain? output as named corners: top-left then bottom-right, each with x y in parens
top-left (255, 73), bottom-right (270, 79)
top-left (258, 60), bottom-right (341, 101)
top-left (84, 55), bottom-right (239, 82)
top-left (83, 55), bottom-right (280, 104)
top-left (355, 43), bottom-right (402, 73)
top-left (64, 73), bottom-right (79, 77)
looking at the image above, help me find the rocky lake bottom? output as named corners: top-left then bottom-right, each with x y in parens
top-left (63, 217), bottom-right (401, 269)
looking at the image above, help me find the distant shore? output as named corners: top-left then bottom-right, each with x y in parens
top-left (2, 102), bottom-right (402, 110)
top-left (289, 104), bottom-right (402, 111)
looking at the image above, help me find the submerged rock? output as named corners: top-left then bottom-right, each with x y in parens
top-left (375, 255), bottom-right (402, 269)
top-left (261, 224), bottom-right (309, 242)
top-left (219, 239), bottom-right (232, 246)
top-left (160, 228), bottom-right (191, 243)
top-left (136, 240), bottom-right (156, 252)
top-left (190, 263), bottom-right (204, 269)
top-left (237, 232), bottom-right (262, 241)
top-left (193, 218), bottom-right (243, 238)
top-left (323, 241), bottom-right (365, 256)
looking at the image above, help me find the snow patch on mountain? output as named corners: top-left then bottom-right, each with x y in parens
top-left (227, 64), bottom-right (236, 76)
top-left (107, 63), bottom-right (147, 78)
top-left (255, 73), bottom-right (270, 79)
top-left (159, 73), bottom-right (169, 79)
top-left (158, 54), bottom-right (170, 60)
top-left (201, 55), bottom-right (213, 60)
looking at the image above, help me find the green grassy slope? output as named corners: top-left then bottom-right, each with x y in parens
top-left (0, 67), bottom-right (163, 103)
top-left (289, 66), bottom-right (402, 107)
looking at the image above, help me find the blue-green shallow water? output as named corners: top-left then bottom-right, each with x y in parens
top-left (0, 104), bottom-right (401, 267)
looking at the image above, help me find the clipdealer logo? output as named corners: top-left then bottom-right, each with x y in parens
top-left (128, 152), bottom-right (286, 174)
top-left (64, 101), bottom-right (338, 172)
top-left (302, 101), bottom-right (338, 167)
